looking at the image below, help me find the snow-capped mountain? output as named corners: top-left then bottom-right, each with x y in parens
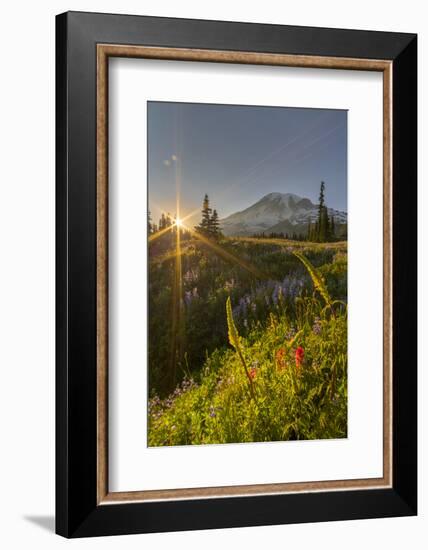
top-left (221, 192), bottom-right (347, 237)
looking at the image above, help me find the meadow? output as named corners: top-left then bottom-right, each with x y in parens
top-left (148, 234), bottom-right (347, 446)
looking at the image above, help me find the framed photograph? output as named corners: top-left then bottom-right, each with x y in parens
top-left (56, 11), bottom-right (417, 538)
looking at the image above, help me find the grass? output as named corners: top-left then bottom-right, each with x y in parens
top-left (236, 236), bottom-right (347, 250)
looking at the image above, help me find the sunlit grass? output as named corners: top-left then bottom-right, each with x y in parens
top-left (235, 236), bottom-right (347, 250)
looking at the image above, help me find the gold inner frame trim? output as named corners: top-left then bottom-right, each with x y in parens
top-left (96, 44), bottom-right (393, 505)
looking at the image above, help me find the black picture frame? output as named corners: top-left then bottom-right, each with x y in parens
top-left (56, 11), bottom-right (417, 538)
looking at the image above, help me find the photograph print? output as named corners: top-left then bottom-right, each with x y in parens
top-left (147, 101), bottom-right (348, 447)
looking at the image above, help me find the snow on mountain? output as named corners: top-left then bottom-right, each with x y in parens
top-left (221, 192), bottom-right (347, 236)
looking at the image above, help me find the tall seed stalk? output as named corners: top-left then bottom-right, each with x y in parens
top-left (226, 296), bottom-right (257, 403)
top-left (293, 250), bottom-right (333, 313)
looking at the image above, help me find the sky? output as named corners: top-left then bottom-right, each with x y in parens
top-left (147, 101), bottom-right (347, 226)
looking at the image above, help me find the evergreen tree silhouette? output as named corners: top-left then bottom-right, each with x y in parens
top-left (196, 194), bottom-right (212, 236)
top-left (210, 209), bottom-right (220, 237)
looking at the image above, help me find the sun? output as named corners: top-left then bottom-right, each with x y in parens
top-left (175, 217), bottom-right (183, 228)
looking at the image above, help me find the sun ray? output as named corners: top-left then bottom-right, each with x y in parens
top-left (167, 107), bottom-right (186, 389)
top-left (151, 245), bottom-right (186, 264)
top-left (168, 220), bottom-right (185, 389)
top-left (148, 223), bottom-right (175, 243)
top-left (184, 224), bottom-right (266, 280)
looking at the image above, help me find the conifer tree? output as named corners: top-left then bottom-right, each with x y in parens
top-left (317, 182), bottom-right (325, 241)
top-left (313, 221), bottom-right (319, 242)
top-left (159, 213), bottom-right (166, 230)
top-left (320, 205), bottom-right (329, 242)
top-left (318, 181), bottom-right (325, 223)
top-left (210, 209), bottom-right (220, 237)
top-left (307, 221), bottom-right (312, 242)
top-left (196, 194), bottom-right (212, 235)
top-left (316, 181), bottom-right (333, 242)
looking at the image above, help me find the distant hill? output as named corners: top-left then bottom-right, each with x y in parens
top-left (221, 192), bottom-right (347, 237)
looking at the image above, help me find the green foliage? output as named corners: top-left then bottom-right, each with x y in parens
top-left (319, 251), bottom-right (347, 301)
top-left (148, 244), bottom-right (348, 445)
top-left (148, 237), bottom-right (345, 395)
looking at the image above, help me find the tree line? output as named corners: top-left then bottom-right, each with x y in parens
top-left (148, 211), bottom-right (172, 234)
top-left (148, 211), bottom-right (192, 240)
top-left (251, 231), bottom-right (307, 241)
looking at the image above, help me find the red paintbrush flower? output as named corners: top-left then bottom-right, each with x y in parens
top-left (295, 346), bottom-right (305, 369)
top-left (249, 366), bottom-right (257, 379)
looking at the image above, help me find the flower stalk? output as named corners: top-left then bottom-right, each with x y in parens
top-left (226, 296), bottom-right (257, 402)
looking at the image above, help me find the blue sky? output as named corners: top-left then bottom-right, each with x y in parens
top-left (148, 101), bottom-right (347, 225)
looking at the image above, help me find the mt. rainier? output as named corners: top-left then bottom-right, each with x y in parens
top-left (221, 192), bottom-right (347, 237)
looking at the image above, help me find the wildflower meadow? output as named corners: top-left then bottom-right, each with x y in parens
top-left (148, 234), bottom-right (347, 446)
